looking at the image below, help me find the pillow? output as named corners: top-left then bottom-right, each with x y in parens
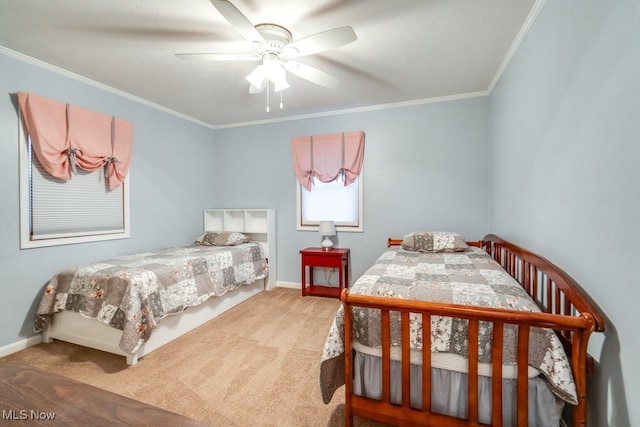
top-left (196, 232), bottom-right (218, 246)
top-left (401, 231), bottom-right (468, 252)
top-left (195, 231), bottom-right (249, 246)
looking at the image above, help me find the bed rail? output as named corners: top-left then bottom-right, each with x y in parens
top-left (480, 234), bottom-right (604, 334)
top-left (342, 235), bottom-right (605, 427)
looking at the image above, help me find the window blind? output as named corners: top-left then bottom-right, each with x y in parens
top-left (300, 175), bottom-right (360, 227)
top-left (29, 141), bottom-right (125, 240)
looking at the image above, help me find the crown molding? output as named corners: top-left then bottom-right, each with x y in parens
top-left (0, 46), bottom-right (216, 129)
top-left (487, 0), bottom-right (547, 93)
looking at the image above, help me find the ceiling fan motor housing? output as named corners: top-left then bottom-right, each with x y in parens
top-left (255, 24), bottom-right (293, 54)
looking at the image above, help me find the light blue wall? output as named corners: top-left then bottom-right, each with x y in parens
top-left (0, 52), bottom-right (216, 348)
top-left (212, 98), bottom-right (490, 285)
top-left (489, 1), bottom-right (640, 425)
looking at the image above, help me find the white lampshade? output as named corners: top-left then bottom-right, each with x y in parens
top-left (319, 220), bottom-right (336, 236)
top-left (272, 76), bottom-right (290, 92)
top-left (246, 65), bottom-right (267, 90)
top-left (318, 220), bottom-right (336, 250)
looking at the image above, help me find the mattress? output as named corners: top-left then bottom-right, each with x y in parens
top-left (352, 341), bottom-right (540, 379)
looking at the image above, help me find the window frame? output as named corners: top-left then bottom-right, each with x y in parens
top-left (295, 170), bottom-right (364, 233)
top-left (18, 115), bottom-right (130, 249)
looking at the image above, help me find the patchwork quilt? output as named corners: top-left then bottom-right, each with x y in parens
top-left (34, 243), bottom-right (267, 353)
top-left (319, 246), bottom-right (577, 405)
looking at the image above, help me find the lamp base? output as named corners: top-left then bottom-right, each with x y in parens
top-left (321, 236), bottom-right (334, 251)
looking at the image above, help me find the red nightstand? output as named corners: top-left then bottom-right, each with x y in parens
top-left (300, 247), bottom-right (350, 298)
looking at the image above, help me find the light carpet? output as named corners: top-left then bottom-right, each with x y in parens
top-left (1, 287), bottom-right (391, 427)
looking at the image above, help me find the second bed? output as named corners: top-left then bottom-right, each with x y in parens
top-left (320, 232), bottom-right (604, 426)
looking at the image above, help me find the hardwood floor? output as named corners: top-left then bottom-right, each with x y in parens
top-left (0, 360), bottom-right (209, 426)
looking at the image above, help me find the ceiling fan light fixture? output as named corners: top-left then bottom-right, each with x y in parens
top-left (261, 52), bottom-right (289, 92)
top-left (263, 53), bottom-right (282, 74)
top-left (246, 65), bottom-right (266, 89)
top-left (273, 77), bottom-right (290, 92)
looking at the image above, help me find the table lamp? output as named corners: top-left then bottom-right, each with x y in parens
top-left (318, 220), bottom-right (336, 251)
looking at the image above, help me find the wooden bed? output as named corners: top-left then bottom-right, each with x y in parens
top-left (320, 233), bottom-right (604, 427)
top-left (36, 209), bottom-right (276, 365)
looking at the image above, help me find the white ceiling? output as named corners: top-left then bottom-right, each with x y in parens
top-left (0, 0), bottom-right (540, 128)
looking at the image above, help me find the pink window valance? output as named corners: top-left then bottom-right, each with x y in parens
top-left (18, 92), bottom-right (133, 190)
top-left (291, 131), bottom-right (365, 191)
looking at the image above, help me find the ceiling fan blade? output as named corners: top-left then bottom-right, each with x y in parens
top-left (210, 0), bottom-right (265, 45)
top-left (281, 26), bottom-right (356, 58)
top-left (283, 61), bottom-right (340, 89)
top-left (175, 53), bottom-right (260, 61)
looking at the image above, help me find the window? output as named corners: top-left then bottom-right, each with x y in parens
top-left (291, 130), bottom-right (365, 232)
top-left (296, 172), bottom-right (363, 232)
top-left (19, 116), bottom-right (130, 249)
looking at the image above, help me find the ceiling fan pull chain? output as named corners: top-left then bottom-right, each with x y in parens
top-left (280, 91), bottom-right (284, 109)
top-left (266, 82), bottom-right (270, 112)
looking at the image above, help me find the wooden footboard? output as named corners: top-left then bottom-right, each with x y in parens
top-left (342, 234), bottom-right (604, 427)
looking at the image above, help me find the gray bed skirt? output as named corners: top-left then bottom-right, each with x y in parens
top-left (352, 350), bottom-right (565, 427)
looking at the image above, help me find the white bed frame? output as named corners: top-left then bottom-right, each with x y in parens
top-left (42, 279), bottom-right (265, 365)
top-left (40, 208), bottom-right (276, 365)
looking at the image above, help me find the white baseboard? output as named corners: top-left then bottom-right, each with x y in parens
top-left (275, 281), bottom-right (300, 290)
top-left (0, 335), bottom-right (42, 359)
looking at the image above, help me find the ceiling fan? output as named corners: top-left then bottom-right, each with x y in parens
top-left (176, 0), bottom-right (357, 94)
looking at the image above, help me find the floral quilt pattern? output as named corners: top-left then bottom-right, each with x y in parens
top-left (35, 243), bottom-right (267, 354)
top-left (319, 247), bottom-right (577, 405)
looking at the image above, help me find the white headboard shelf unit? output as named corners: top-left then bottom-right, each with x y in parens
top-left (204, 209), bottom-right (276, 289)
